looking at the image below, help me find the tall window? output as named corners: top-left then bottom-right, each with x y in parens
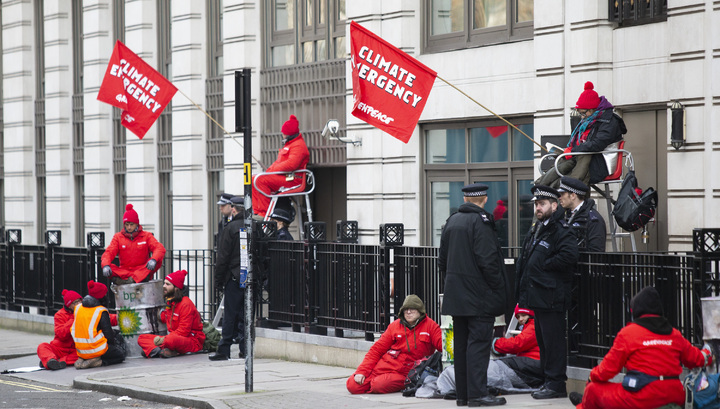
top-left (112, 0), bottom-right (126, 231)
top-left (423, 119), bottom-right (535, 247)
top-left (267, 0), bottom-right (346, 67)
top-left (157, 0), bottom-right (173, 250)
top-left (35, 0), bottom-right (47, 242)
top-left (207, 0), bottom-right (224, 247)
top-left (424, 0), bottom-right (533, 53)
top-left (610, 0), bottom-right (667, 26)
top-left (72, 0), bottom-right (85, 246)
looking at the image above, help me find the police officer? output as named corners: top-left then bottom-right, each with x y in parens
top-left (556, 177), bottom-right (606, 252)
top-left (209, 195), bottom-right (246, 361)
top-left (215, 192), bottom-right (234, 246)
top-left (516, 185), bottom-right (579, 400)
top-left (269, 207), bottom-right (294, 241)
top-left (439, 183), bottom-right (508, 407)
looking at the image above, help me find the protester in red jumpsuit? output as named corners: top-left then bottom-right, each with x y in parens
top-left (252, 114), bottom-right (310, 217)
top-left (493, 305), bottom-right (540, 360)
top-left (36, 290), bottom-right (82, 370)
top-left (101, 204), bottom-right (166, 284)
top-left (346, 295), bottom-right (442, 394)
top-left (570, 286), bottom-right (712, 409)
top-left (137, 270), bottom-right (205, 358)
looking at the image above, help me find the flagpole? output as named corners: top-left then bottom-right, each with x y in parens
top-left (436, 76), bottom-right (547, 153)
top-left (176, 89), bottom-right (267, 169)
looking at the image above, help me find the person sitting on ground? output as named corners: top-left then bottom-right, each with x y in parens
top-left (346, 294), bottom-right (442, 395)
top-left (138, 270), bottom-right (206, 358)
top-left (37, 290), bottom-right (83, 370)
top-left (535, 82), bottom-right (627, 188)
top-left (270, 207), bottom-right (295, 241)
top-left (489, 305), bottom-right (543, 394)
top-left (101, 203), bottom-right (166, 285)
top-left (71, 281), bottom-right (126, 369)
top-left (252, 114), bottom-right (310, 218)
top-left (569, 286), bottom-right (713, 409)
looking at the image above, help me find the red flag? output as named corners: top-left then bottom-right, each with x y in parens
top-left (97, 41), bottom-right (177, 139)
top-left (350, 21), bottom-right (437, 143)
top-left (486, 126), bottom-right (508, 138)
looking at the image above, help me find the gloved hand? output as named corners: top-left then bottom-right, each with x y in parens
top-left (491, 337), bottom-right (505, 357)
top-left (153, 336), bottom-right (165, 346)
top-left (102, 266), bottom-right (112, 277)
top-left (563, 146), bottom-right (573, 160)
top-left (702, 343), bottom-right (714, 366)
top-left (146, 259), bottom-right (157, 271)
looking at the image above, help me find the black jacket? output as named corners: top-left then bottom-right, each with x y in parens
top-left (516, 217), bottom-right (579, 312)
top-left (571, 110), bottom-right (626, 183)
top-left (439, 202), bottom-right (507, 320)
top-left (215, 213), bottom-right (244, 287)
top-left (277, 227), bottom-right (294, 241)
top-left (554, 198), bottom-right (606, 252)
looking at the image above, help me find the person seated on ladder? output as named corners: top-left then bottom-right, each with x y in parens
top-left (101, 203), bottom-right (166, 285)
top-left (251, 114), bottom-right (310, 218)
top-left (535, 82), bottom-right (627, 189)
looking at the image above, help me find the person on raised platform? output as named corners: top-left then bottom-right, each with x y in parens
top-left (251, 114), bottom-right (309, 218)
top-left (101, 203), bottom-right (166, 285)
top-left (138, 270), bottom-right (205, 358)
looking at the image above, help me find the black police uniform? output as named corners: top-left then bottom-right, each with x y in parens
top-left (212, 209), bottom-right (246, 359)
top-left (439, 183), bottom-right (508, 406)
top-left (556, 178), bottom-right (606, 252)
top-left (516, 186), bottom-right (579, 397)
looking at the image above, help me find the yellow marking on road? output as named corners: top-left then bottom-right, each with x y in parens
top-left (0, 379), bottom-right (64, 392)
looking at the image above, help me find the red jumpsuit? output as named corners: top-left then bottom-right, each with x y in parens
top-left (578, 317), bottom-right (709, 409)
top-left (493, 318), bottom-right (540, 360)
top-left (37, 308), bottom-right (78, 367)
top-left (252, 135), bottom-right (309, 217)
top-left (137, 296), bottom-right (205, 357)
top-left (346, 316), bottom-right (443, 394)
top-left (101, 226), bottom-right (166, 283)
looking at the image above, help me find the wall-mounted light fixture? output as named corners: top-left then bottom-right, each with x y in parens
top-left (670, 101), bottom-right (685, 150)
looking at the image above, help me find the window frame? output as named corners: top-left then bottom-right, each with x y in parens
top-left (609, 0), bottom-right (667, 27)
top-left (421, 118), bottom-right (535, 247)
top-left (423, 0), bottom-right (533, 54)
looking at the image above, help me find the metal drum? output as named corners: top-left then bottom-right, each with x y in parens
top-left (112, 280), bottom-right (167, 358)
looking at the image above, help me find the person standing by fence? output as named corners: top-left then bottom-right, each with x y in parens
top-left (516, 185), bottom-right (578, 400)
top-left (439, 182), bottom-right (508, 407)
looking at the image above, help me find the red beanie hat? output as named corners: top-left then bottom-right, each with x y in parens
top-left (281, 115), bottom-right (299, 136)
top-left (165, 270), bottom-right (188, 290)
top-left (87, 280), bottom-right (108, 299)
top-left (123, 203), bottom-right (139, 224)
top-left (575, 81), bottom-right (601, 110)
top-left (62, 289), bottom-right (82, 308)
top-left (514, 304), bottom-right (534, 317)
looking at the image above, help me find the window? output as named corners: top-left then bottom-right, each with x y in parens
top-left (35, 0), bottom-right (47, 242)
top-left (112, 0), bottom-right (126, 230)
top-left (609, 0), bottom-right (667, 26)
top-left (158, 0), bottom-right (173, 250)
top-left (72, 0), bottom-right (85, 246)
top-left (207, 0), bottom-right (224, 248)
top-left (424, 0), bottom-right (533, 53)
top-left (423, 120), bottom-right (535, 248)
top-left (0, 4), bottom-right (4, 229)
top-left (267, 0), bottom-right (346, 67)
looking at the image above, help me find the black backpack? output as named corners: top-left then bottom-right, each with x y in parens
top-left (402, 351), bottom-right (443, 397)
top-left (612, 170), bottom-right (657, 232)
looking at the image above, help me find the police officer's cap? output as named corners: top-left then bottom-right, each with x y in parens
top-left (230, 196), bottom-right (244, 207)
top-left (557, 177), bottom-right (589, 196)
top-left (217, 192), bottom-right (233, 206)
top-left (270, 208), bottom-right (294, 224)
top-left (462, 183), bottom-right (489, 197)
top-left (531, 185), bottom-right (560, 201)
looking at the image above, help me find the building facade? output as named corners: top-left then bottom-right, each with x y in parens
top-left (0, 0), bottom-right (716, 252)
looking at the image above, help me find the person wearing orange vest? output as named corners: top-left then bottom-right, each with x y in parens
top-left (36, 290), bottom-right (82, 370)
top-left (71, 281), bottom-right (126, 369)
top-left (137, 270), bottom-right (205, 358)
top-left (101, 204), bottom-right (166, 284)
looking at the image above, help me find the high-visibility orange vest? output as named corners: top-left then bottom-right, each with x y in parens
top-left (71, 304), bottom-right (109, 359)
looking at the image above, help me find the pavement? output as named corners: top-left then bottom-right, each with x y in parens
top-left (0, 328), bottom-right (575, 409)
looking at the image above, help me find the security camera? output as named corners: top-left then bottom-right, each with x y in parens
top-left (322, 119), bottom-right (340, 137)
